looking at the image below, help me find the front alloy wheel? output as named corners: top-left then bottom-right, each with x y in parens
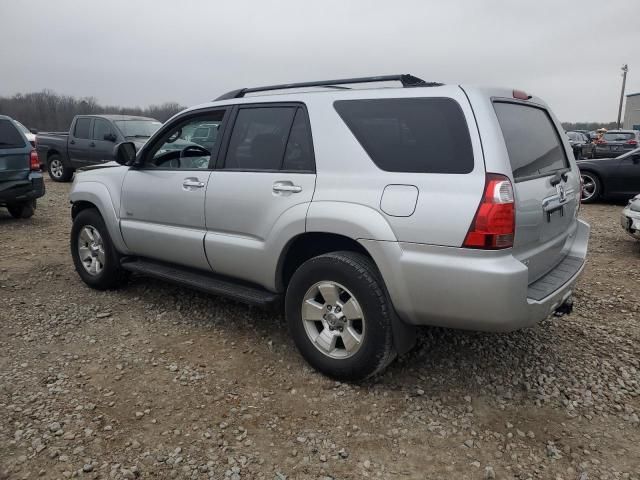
top-left (580, 172), bottom-right (600, 203)
top-left (77, 225), bottom-right (106, 276)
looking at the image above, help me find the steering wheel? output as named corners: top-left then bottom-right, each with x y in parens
top-left (181, 145), bottom-right (210, 157)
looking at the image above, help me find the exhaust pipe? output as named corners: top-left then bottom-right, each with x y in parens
top-left (553, 298), bottom-right (574, 317)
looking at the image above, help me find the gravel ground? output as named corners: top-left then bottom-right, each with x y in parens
top-left (1, 179), bottom-right (639, 480)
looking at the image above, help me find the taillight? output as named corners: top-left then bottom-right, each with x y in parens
top-left (29, 150), bottom-right (40, 171)
top-left (595, 139), bottom-right (607, 145)
top-left (512, 89), bottom-right (531, 100)
top-left (626, 139), bottom-right (638, 145)
top-left (463, 174), bottom-right (515, 249)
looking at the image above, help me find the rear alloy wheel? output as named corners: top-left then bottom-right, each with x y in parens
top-left (286, 251), bottom-right (395, 381)
top-left (47, 155), bottom-right (73, 182)
top-left (580, 172), bottom-right (601, 203)
top-left (7, 199), bottom-right (36, 219)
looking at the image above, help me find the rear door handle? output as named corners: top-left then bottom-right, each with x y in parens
top-left (183, 178), bottom-right (205, 189)
top-left (89, 142), bottom-right (95, 147)
top-left (70, 140), bottom-right (75, 145)
top-left (273, 182), bottom-right (302, 193)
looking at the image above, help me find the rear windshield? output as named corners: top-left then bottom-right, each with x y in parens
top-left (494, 102), bottom-right (568, 181)
top-left (0, 119), bottom-right (26, 149)
top-left (603, 132), bottom-right (635, 141)
top-left (567, 132), bottom-right (581, 141)
top-left (334, 98), bottom-right (474, 174)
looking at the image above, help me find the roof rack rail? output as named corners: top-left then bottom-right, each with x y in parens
top-left (214, 74), bottom-right (442, 101)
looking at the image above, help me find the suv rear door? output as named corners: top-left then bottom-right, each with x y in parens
top-left (492, 100), bottom-right (580, 283)
top-left (204, 104), bottom-right (316, 288)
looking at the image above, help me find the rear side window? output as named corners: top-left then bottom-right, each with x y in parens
top-left (334, 98), bottom-right (474, 174)
top-left (282, 108), bottom-right (315, 172)
top-left (74, 118), bottom-right (92, 139)
top-left (494, 102), bottom-right (568, 181)
top-left (0, 119), bottom-right (26, 149)
top-left (224, 107), bottom-right (296, 170)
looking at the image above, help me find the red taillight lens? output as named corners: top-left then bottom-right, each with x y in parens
top-left (30, 150), bottom-right (40, 171)
top-left (512, 89), bottom-right (531, 100)
top-left (463, 174), bottom-right (515, 249)
top-left (595, 139), bottom-right (607, 145)
top-left (626, 139), bottom-right (638, 145)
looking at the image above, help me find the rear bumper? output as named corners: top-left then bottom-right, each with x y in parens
top-left (360, 219), bottom-right (590, 332)
top-left (0, 173), bottom-right (45, 205)
top-left (621, 206), bottom-right (640, 240)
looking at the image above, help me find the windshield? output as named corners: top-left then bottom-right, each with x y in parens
top-left (114, 120), bottom-right (162, 138)
top-left (603, 132), bottom-right (635, 142)
top-left (567, 132), bottom-right (580, 141)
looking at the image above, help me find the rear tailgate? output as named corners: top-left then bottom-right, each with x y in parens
top-left (0, 119), bottom-right (30, 182)
top-left (492, 100), bottom-right (580, 283)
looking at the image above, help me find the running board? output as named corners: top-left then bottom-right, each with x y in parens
top-left (120, 258), bottom-right (280, 307)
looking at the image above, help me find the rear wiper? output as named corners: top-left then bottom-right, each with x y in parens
top-left (549, 171), bottom-right (569, 186)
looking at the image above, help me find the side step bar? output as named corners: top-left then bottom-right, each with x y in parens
top-left (120, 258), bottom-right (281, 307)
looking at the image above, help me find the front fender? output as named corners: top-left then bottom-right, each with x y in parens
top-left (69, 181), bottom-right (129, 254)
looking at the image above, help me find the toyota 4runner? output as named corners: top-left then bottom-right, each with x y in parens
top-left (69, 74), bottom-right (590, 380)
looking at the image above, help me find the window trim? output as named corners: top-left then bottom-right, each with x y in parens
top-left (492, 99), bottom-right (571, 183)
top-left (135, 107), bottom-right (230, 172)
top-left (216, 102), bottom-right (316, 174)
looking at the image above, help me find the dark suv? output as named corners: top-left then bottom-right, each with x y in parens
top-left (594, 130), bottom-right (640, 158)
top-left (0, 115), bottom-right (45, 219)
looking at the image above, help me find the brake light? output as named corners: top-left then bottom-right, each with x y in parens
top-left (626, 139), bottom-right (638, 145)
top-left (595, 139), bottom-right (607, 145)
top-left (512, 89), bottom-right (531, 100)
top-left (463, 174), bottom-right (515, 249)
top-left (29, 150), bottom-right (40, 171)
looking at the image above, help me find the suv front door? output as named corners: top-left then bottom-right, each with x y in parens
top-left (119, 108), bottom-right (228, 269)
top-left (204, 104), bottom-right (316, 289)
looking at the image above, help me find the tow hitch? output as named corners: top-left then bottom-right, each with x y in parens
top-left (553, 298), bottom-right (574, 317)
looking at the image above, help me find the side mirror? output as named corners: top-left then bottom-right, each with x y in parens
top-left (114, 142), bottom-right (137, 166)
top-left (104, 132), bottom-right (117, 142)
top-left (29, 128), bottom-right (39, 134)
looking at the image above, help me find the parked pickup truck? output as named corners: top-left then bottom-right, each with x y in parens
top-left (36, 115), bottom-right (162, 182)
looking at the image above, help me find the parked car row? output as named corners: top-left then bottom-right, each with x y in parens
top-left (36, 115), bottom-right (162, 182)
top-left (566, 129), bottom-right (640, 159)
top-left (577, 147), bottom-right (640, 203)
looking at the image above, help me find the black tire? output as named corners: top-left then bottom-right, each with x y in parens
top-left (70, 208), bottom-right (128, 290)
top-left (47, 154), bottom-right (74, 182)
top-left (7, 199), bottom-right (36, 219)
top-left (285, 251), bottom-right (395, 381)
top-left (580, 172), bottom-right (601, 204)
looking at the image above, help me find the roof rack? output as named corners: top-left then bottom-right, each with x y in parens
top-left (214, 74), bottom-right (442, 101)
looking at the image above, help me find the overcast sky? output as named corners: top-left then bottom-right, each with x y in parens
top-left (1, 0), bottom-right (638, 122)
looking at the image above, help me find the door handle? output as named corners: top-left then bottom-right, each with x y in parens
top-left (273, 182), bottom-right (302, 193)
top-left (183, 178), bottom-right (205, 189)
top-left (90, 142), bottom-right (95, 147)
top-left (70, 140), bottom-right (75, 145)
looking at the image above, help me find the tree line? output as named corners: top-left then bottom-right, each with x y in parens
top-left (561, 121), bottom-right (618, 132)
top-left (0, 90), bottom-right (185, 132)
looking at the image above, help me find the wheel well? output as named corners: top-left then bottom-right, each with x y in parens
top-left (71, 201), bottom-right (99, 219)
top-left (47, 150), bottom-right (60, 162)
top-left (277, 233), bottom-right (373, 291)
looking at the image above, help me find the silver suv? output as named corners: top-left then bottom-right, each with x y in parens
top-left (69, 74), bottom-right (590, 380)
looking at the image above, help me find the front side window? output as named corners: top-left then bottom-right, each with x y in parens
top-left (494, 102), bottom-right (569, 181)
top-left (334, 98), bottom-right (474, 174)
top-left (92, 119), bottom-right (113, 141)
top-left (0, 119), bottom-right (26, 149)
top-left (74, 118), bottom-right (92, 139)
top-left (224, 107), bottom-right (297, 170)
top-left (145, 111), bottom-right (225, 169)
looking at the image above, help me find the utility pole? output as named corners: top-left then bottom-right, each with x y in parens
top-left (617, 64), bottom-right (628, 129)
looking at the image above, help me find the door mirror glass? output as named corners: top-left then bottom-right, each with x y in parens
top-left (114, 142), bottom-right (137, 165)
